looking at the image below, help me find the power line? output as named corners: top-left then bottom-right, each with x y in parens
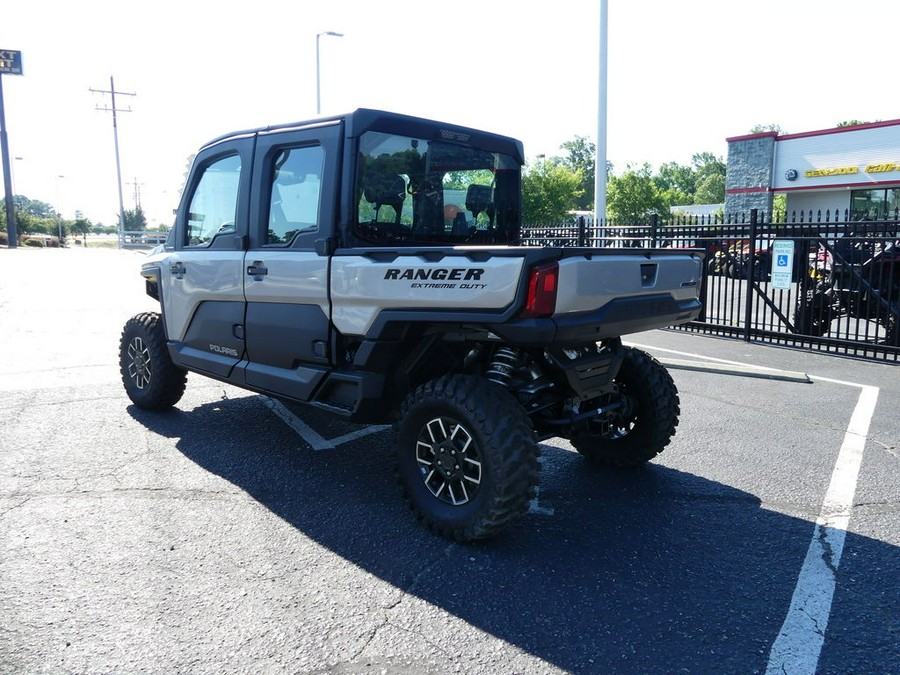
top-left (126, 177), bottom-right (144, 208)
top-left (89, 76), bottom-right (135, 243)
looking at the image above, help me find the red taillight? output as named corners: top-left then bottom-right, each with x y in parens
top-left (520, 261), bottom-right (559, 318)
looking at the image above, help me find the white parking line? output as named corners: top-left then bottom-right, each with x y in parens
top-left (261, 396), bottom-right (389, 451)
top-left (627, 342), bottom-right (880, 674)
top-left (626, 342), bottom-right (811, 382)
top-left (766, 380), bottom-right (878, 675)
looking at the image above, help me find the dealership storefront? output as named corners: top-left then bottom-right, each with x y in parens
top-left (725, 119), bottom-right (900, 219)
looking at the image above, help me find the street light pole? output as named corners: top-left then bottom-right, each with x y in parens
top-left (55, 174), bottom-right (65, 246)
top-left (316, 31), bottom-right (344, 115)
top-left (0, 74), bottom-right (17, 248)
top-left (595, 0), bottom-right (608, 226)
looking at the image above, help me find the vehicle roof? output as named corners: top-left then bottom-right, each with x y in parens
top-left (198, 108), bottom-right (525, 164)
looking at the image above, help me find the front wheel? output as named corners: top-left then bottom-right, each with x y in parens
top-left (394, 375), bottom-right (539, 541)
top-left (119, 312), bottom-right (187, 410)
top-left (572, 347), bottom-right (679, 467)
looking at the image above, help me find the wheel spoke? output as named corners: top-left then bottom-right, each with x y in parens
top-left (416, 440), bottom-right (434, 465)
top-left (127, 337), bottom-right (151, 390)
top-left (451, 424), bottom-right (472, 453)
top-left (433, 479), bottom-right (447, 498)
top-left (415, 415), bottom-right (481, 506)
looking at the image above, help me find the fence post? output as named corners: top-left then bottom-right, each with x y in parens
top-left (650, 213), bottom-right (658, 248)
top-left (577, 215), bottom-right (586, 247)
top-left (744, 209), bottom-right (757, 342)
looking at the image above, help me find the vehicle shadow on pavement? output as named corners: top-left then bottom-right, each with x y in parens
top-left (129, 398), bottom-right (900, 674)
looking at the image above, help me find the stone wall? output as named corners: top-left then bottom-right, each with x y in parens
top-left (725, 133), bottom-right (776, 216)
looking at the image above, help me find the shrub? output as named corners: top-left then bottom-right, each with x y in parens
top-left (23, 238), bottom-right (46, 247)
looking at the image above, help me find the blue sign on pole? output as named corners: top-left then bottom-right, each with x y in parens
top-left (0, 50), bottom-right (23, 75)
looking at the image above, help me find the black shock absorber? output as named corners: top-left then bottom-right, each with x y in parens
top-left (486, 346), bottom-right (520, 387)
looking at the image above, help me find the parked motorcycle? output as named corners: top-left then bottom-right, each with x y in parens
top-left (793, 235), bottom-right (900, 345)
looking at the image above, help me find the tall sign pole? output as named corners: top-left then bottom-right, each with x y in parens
top-left (0, 49), bottom-right (23, 249)
top-left (595, 0), bottom-right (608, 227)
top-left (316, 31), bottom-right (344, 115)
top-left (90, 76), bottom-right (135, 247)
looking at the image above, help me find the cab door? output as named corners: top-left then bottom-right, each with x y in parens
top-left (242, 121), bottom-right (342, 399)
top-left (158, 136), bottom-right (253, 378)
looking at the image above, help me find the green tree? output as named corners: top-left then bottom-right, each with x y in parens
top-left (443, 169), bottom-right (495, 191)
top-left (521, 159), bottom-right (584, 223)
top-left (690, 152), bottom-right (726, 204)
top-left (772, 193), bottom-right (786, 216)
top-left (749, 123), bottom-right (784, 134)
top-left (836, 120), bottom-right (872, 127)
top-left (120, 205), bottom-right (148, 231)
top-left (606, 164), bottom-right (668, 221)
top-left (15, 195), bottom-right (57, 219)
top-left (693, 172), bottom-right (725, 204)
top-left (0, 196), bottom-right (57, 236)
top-left (72, 211), bottom-right (93, 243)
top-left (654, 161), bottom-right (695, 206)
top-left (555, 136), bottom-right (596, 211)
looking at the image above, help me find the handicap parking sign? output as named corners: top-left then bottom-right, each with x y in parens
top-left (771, 240), bottom-right (795, 289)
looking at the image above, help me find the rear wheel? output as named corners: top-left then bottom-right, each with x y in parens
top-left (572, 347), bottom-right (679, 467)
top-left (885, 309), bottom-right (899, 346)
top-left (394, 375), bottom-right (539, 541)
top-left (794, 288), bottom-right (833, 337)
top-left (119, 312), bottom-right (187, 410)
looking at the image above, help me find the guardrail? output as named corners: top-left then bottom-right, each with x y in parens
top-left (119, 231), bottom-right (168, 248)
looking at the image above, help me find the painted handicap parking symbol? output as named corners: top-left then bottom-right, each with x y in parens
top-left (771, 240), bottom-right (795, 290)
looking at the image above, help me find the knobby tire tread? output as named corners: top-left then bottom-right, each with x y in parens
top-left (119, 312), bottom-right (187, 411)
top-left (395, 374), bottom-right (539, 541)
top-left (573, 347), bottom-right (679, 467)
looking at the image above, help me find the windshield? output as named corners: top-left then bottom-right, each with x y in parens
top-left (354, 131), bottom-right (521, 246)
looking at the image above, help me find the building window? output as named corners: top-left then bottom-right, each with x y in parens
top-left (850, 187), bottom-right (900, 219)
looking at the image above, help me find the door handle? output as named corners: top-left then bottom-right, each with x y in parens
top-left (170, 261), bottom-right (186, 278)
top-left (247, 261), bottom-right (268, 278)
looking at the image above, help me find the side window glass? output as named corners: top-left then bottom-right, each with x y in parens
top-left (184, 154), bottom-right (241, 247)
top-left (267, 145), bottom-right (324, 245)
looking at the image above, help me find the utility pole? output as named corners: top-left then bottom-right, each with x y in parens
top-left (127, 177), bottom-right (144, 208)
top-left (90, 76), bottom-right (135, 247)
top-left (1, 49), bottom-right (24, 249)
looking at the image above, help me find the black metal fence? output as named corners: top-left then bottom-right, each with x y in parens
top-left (521, 210), bottom-right (900, 362)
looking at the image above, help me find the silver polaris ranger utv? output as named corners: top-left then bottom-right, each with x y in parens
top-left (119, 109), bottom-right (704, 541)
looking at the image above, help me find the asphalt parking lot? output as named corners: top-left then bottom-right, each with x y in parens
top-left (1, 247), bottom-right (898, 674)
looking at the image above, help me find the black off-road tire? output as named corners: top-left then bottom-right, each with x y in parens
top-left (794, 289), bottom-right (833, 337)
top-left (572, 347), bottom-right (679, 467)
top-left (885, 311), bottom-right (899, 347)
top-left (394, 374), bottom-right (539, 541)
top-left (119, 312), bottom-right (187, 410)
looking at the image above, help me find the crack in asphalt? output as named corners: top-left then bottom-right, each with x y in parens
top-left (0, 396), bottom-right (128, 413)
top-left (0, 487), bottom-right (253, 503)
top-left (351, 543), bottom-right (458, 663)
top-left (800, 607), bottom-right (826, 637)
top-left (0, 496), bottom-right (33, 520)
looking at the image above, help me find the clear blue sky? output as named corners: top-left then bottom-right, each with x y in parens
top-left (2, 0), bottom-right (898, 226)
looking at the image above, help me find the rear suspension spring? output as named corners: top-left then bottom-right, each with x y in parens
top-left (486, 346), bottom-right (520, 387)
